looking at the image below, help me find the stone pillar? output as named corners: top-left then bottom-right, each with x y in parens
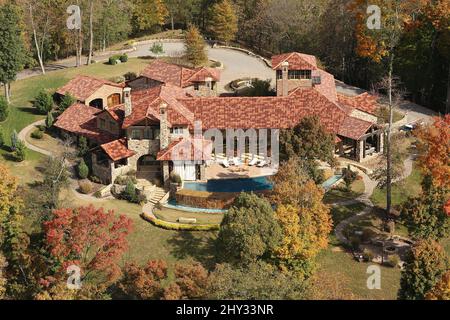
top-left (281, 61), bottom-right (289, 97)
top-left (124, 87), bottom-right (132, 117)
top-left (378, 132), bottom-right (384, 153)
top-left (200, 163), bottom-right (206, 181)
top-left (358, 140), bottom-right (365, 162)
top-left (162, 161), bottom-right (170, 188)
top-left (159, 103), bottom-right (169, 150)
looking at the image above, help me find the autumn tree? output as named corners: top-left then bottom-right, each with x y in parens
top-left (117, 260), bottom-right (167, 300)
top-left (208, 261), bottom-right (307, 300)
top-left (280, 115), bottom-right (335, 165)
top-left (415, 115), bottom-right (450, 188)
top-left (163, 261), bottom-right (209, 300)
top-left (209, 0), bottom-right (238, 45)
top-left (0, 2), bottom-right (27, 102)
top-left (184, 24), bottom-right (207, 67)
top-left (43, 205), bottom-right (133, 283)
top-left (398, 239), bottom-right (448, 300)
top-left (425, 271), bottom-right (450, 300)
top-left (0, 253), bottom-right (6, 299)
top-left (132, 0), bottom-right (168, 34)
top-left (217, 193), bottom-right (281, 265)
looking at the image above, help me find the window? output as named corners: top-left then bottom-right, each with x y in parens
top-left (288, 70), bottom-right (312, 80)
top-left (99, 119), bottom-right (106, 129)
top-left (144, 128), bottom-right (154, 140)
top-left (131, 129), bottom-right (141, 140)
top-left (276, 70), bottom-right (283, 80)
top-left (172, 127), bottom-right (184, 135)
top-left (194, 83), bottom-right (199, 91)
top-left (154, 129), bottom-right (160, 140)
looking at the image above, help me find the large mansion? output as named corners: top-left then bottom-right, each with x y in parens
top-left (54, 52), bottom-right (384, 186)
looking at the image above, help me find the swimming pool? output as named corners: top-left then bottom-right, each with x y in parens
top-left (183, 176), bottom-right (273, 193)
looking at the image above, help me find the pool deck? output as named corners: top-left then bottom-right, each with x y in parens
top-left (205, 163), bottom-right (277, 180)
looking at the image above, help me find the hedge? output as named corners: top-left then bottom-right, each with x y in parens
top-left (141, 212), bottom-right (220, 231)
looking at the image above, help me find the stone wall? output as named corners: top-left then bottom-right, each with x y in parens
top-left (127, 139), bottom-right (161, 171)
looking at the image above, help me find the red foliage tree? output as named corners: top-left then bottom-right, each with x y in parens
top-left (44, 205), bottom-right (133, 282)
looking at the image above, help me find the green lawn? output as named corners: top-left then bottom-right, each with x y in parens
top-left (370, 165), bottom-right (423, 208)
top-left (324, 179), bottom-right (365, 204)
top-left (317, 246), bottom-right (401, 300)
top-left (331, 202), bottom-right (367, 226)
top-left (154, 207), bottom-right (224, 225)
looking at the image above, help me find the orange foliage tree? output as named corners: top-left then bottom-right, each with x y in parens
top-left (415, 115), bottom-right (450, 188)
top-left (43, 205), bottom-right (133, 283)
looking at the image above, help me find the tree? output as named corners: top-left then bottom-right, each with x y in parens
top-left (43, 205), bottom-right (133, 283)
top-left (10, 129), bottom-right (18, 151)
top-left (342, 165), bottom-right (357, 191)
top-left (163, 261), bottom-right (209, 300)
top-left (398, 239), bottom-right (448, 300)
top-left (0, 253), bottom-right (7, 299)
top-left (402, 186), bottom-right (449, 241)
top-left (425, 271), bottom-right (450, 300)
top-left (33, 90), bottom-right (53, 115)
top-left (45, 112), bottom-right (54, 129)
top-left (274, 195), bottom-right (332, 274)
top-left (415, 115), bottom-right (450, 188)
top-left (217, 193), bottom-right (281, 265)
top-left (132, 0), bottom-right (169, 33)
top-left (0, 96), bottom-right (9, 122)
top-left (77, 159), bottom-right (89, 179)
top-left (87, 0), bottom-right (95, 65)
top-left (0, 2), bottom-right (27, 102)
top-left (117, 260), bottom-right (167, 300)
top-left (0, 126), bottom-right (4, 148)
top-left (184, 24), bottom-right (207, 67)
top-left (0, 164), bottom-right (23, 226)
top-left (59, 93), bottom-right (76, 112)
top-left (25, 1), bottom-right (50, 74)
top-left (208, 261), bottom-right (307, 300)
top-left (13, 140), bottom-right (27, 162)
top-left (78, 136), bottom-right (89, 156)
top-left (209, 0), bottom-right (238, 44)
top-left (240, 78), bottom-right (275, 97)
top-left (280, 115), bottom-right (335, 164)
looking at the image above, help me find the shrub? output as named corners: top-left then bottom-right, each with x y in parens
top-left (78, 136), bottom-right (89, 156)
top-left (78, 179), bottom-right (93, 194)
top-left (37, 125), bottom-right (46, 131)
top-left (342, 165), bottom-right (357, 191)
top-left (45, 112), bottom-right (54, 129)
top-left (170, 172), bottom-right (182, 185)
top-left (94, 191), bottom-right (102, 198)
top-left (90, 175), bottom-right (102, 184)
top-left (0, 96), bottom-right (9, 122)
top-left (124, 72), bottom-right (137, 81)
top-left (363, 248), bottom-right (375, 262)
top-left (350, 236), bottom-right (361, 251)
top-left (33, 90), bottom-right (54, 114)
top-left (122, 178), bottom-right (137, 202)
top-left (59, 93), bottom-right (76, 112)
top-left (120, 54), bottom-right (128, 63)
top-left (77, 159), bottom-right (89, 179)
top-left (150, 42), bottom-right (164, 55)
top-left (110, 76), bottom-right (126, 84)
top-left (141, 213), bottom-right (220, 231)
top-left (109, 55), bottom-right (120, 65)
top-left (13, 140), bottom-right (27, 162)
top-left (31, 129), bottom-right (43, 139)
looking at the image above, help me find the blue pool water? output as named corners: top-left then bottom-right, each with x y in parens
top-left (165, 200), bottom-right (227, 214)
top-left (322, 174), bottom-right (343, 190)
top-left (184, 176), bottom-right (273, 193)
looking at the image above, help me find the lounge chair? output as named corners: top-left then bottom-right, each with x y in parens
top-left (248, 158), bottom-right (259, 166)
top-left (232, 157), bottom-right (242, 166)
top-left (222, 159), bottom-right (230, 168)
top-left (257, 160), bottom-right (267, 168)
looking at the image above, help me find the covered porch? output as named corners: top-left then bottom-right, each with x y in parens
top-left (336, 125), bottom-right (384, 163)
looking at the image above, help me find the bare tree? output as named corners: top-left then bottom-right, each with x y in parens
top-left (27, 2), bottom-right (49, 74)
top-left (87, 0), bottom-right (94, 65)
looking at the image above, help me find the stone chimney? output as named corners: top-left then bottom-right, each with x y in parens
top-left (205, 77), bottom-right (213, 97)
top-left (281, 61), bottom-right (289, 96)
top-left (124, 87), bottom-right (132, 117)
top-left (159, 103), bottom-right (169, 150)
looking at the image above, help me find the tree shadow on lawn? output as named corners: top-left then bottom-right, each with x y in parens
top-left (167, 231), bottom-right (218, 270)
top-left (18, 106), bottom-right (41, 115)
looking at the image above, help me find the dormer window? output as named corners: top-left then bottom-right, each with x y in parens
top-left (194, 83), bottom-right (200, 91)
top-left (172, 127), bottom-right (184, 135)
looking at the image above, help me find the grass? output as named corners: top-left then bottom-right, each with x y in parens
top-left (370, 165), bottom-right (423, 208)
top-left (60, 188), bottom-right (218, 269)
top-left (331, 202), bottom-right (367, 226)
top-left (154, 207), bottom-right (224, 225)
top-left (324, 179), bottom-right (365, 204)
top-left (317, 246), bottom-right (401, 300)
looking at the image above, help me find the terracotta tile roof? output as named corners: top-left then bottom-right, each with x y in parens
top-left (272, 52), bottom-right (318, 70)
top-left (313, 70), bottom-right (337, 102)
top-left (54, 103), bottom-right (116, 144)
top-left (157, 137), bottom-right (213, 161)
top-left (141, 60), bottom-right (221, 88)
top-left (122, 84), bottom-right (193, 129)
top-left (338, 116), bottom-right (374, 140)
top-left (56, 75), bottom-right (124, 102)
top-left (338, 93), bottom-right (379, 115)
top-left (102, 104), bottom-right (125, 123)
top-left (100, 138), bottom-right (135, 161)
top-left (181, 88), bottom-right (347, 134)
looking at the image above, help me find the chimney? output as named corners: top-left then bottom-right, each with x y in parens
top-left (281, 61), bottom-right (289, 96)
top-left (205, 77), bottom-right (213, 97)
top-left (124, 87), bottom-right (132, 117)
top-left (159, 103), bottom-right (169, 150)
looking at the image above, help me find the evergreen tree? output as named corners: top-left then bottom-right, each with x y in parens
top-left (33, 90), bottom-right (53, 115)
top-left (59, 93), bottom-right (76, 112)
top-left (10, 129), bottom-right (18, 151)
top-left (45, 112), bottom-right (54, 129)
top-left (77, 159), bottom-right (89, 179)
top-left (209, 0), bottom-right (238, 45)
top-left (0, 3), bottom-right (27, 103)
top-left (184, 25), bottom-right (207, 67)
